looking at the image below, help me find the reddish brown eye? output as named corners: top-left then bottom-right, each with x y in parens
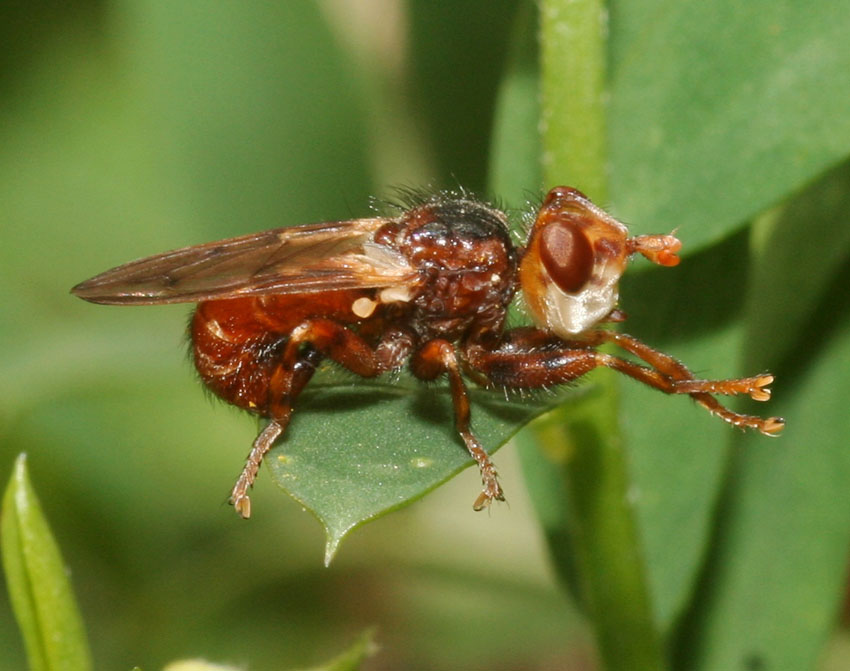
top-left (539, 220), bottom-right (594, 293)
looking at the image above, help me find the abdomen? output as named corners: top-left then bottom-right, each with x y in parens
top-left (191, 291), bottom-right (373, 415)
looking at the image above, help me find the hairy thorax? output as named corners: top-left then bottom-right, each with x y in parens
top-left (378, 197), bottom-right (518, 341)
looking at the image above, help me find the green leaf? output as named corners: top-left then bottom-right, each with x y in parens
top-left (606, 0), bottom-right (850, 636)
top-left (488, 1), bottom-right (541, 206)
top-left (608, 0), bottom-right (850, 250)
top-left (162, 662), bottom-right (241, 671)
top-left (162, 629), bottom-right (377, 671)
top-left (620, 160), bottom-right (850, 643)
top-left (499, 0), bottom-right (850, 666)
top-left (679, 297), bottom-right (850, 670)
top-left (618, 232), bottom-right (751, 629)
top-left (745, 160), bottom-right (850, 369)
top-left (267, 373), bottom-right (570, 563)
top-left (408, 1), bottom-right (521, 191)
top-left (668, 162), bottom-right (850, 670)
top-left (293, 628), bottom-right (378, 671)
top-left (1, 454), bottom-right (93, 671)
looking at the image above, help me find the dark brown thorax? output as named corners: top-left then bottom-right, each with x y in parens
top-left (380, 197), bottom-right (518, 341)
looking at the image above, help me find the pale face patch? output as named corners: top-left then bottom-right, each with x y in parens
top-left (518, 186), bottom-right (631, 338)
top-left (541, 259), bottom-right (622, 337)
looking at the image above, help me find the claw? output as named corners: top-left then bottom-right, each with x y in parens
top-left (748, 374), bottom-right (774, 402)
top-left (472, 480), bottom-right (505, 511)
top-left (760, 416), bottom-right (785, 436)
top-left (231, 493), bottom-right (252, 519)
top-left (472, 491), bottom-right (491, 511)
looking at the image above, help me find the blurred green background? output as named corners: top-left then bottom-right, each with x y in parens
top-left (4, 1), bottom-right (850, 670)
top-left (0, 1), bottom-right (591, 669)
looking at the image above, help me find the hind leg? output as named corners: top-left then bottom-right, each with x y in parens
top-left (230, 347), bottom-right (320, 518)
top-left (230, 320), bottom-right (414, 518)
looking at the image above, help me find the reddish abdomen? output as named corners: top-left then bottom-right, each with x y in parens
top-left (191, 291), bottom-right (372, 415)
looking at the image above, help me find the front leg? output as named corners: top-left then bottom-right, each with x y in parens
top-left (411, 339), bottom-right (504, 511)
top-left (578, 330), bottom-right (776, 402)
top-left (577, 330), bottom-right (784, 434)
top-left (230, 321), bottom-right (414, 518)
top-left (465, 329), bottom-right (783, 436)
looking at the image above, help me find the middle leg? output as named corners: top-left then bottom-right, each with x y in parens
top-left (412, 339), bottom-right (504, 511)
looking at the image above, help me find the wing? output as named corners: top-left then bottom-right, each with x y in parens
top-left (71, 218), bottom-right (419, 305)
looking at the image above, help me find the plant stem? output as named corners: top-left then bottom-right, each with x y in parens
top-left (540, 0), bottom-right (608, 200)
top-left (535, 1), bottom-right (667, 669)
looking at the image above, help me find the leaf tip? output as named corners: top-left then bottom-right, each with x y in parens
top-left (11, 452), bottom-right (29, 488)
top-left (13, 451), bottom-right (28, 470)
top-left (323, 536), bottom-right (341, 567)
top-left (3, 453), bottom-right (30, 518)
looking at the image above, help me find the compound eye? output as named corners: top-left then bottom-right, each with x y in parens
top-left (539, 219), bottom-right (594, 293)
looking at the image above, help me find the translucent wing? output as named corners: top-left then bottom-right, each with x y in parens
top-left (71, 218), bottom-right (418, 305)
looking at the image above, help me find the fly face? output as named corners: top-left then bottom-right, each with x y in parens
top-left (519, 186), bottom-right (682, 338)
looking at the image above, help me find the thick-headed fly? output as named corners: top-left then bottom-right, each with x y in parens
top-left (72, 187), bottom-right (784, 517)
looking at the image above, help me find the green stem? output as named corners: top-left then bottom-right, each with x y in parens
top-left (534, 1), bottom-right (666, 669)
top-left (540, 0), bottom-right (608, 199)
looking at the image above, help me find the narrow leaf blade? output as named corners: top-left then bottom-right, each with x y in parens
top-left (678, 291), bottom-right (850, 670)
top-left (1, 454), bottom-right (93, 671)
top-left (294, 628), bottom-right (378, 671)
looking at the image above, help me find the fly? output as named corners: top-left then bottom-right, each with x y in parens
top-left (72, 186), bottom-right (784, 517)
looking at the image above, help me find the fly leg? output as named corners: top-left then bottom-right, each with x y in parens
top-left (230, 320), bottom-right (413, 518)
top-left (230, 347), bottom-right (320, 518)
top-left (579, 330), bottom-right (772, 398)
top-left (412, 339), bottom-right (504, 511)
top-left (578, 330), bottom-right (784, 435)
top-left (465, 329), bottom-right (783, 437)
